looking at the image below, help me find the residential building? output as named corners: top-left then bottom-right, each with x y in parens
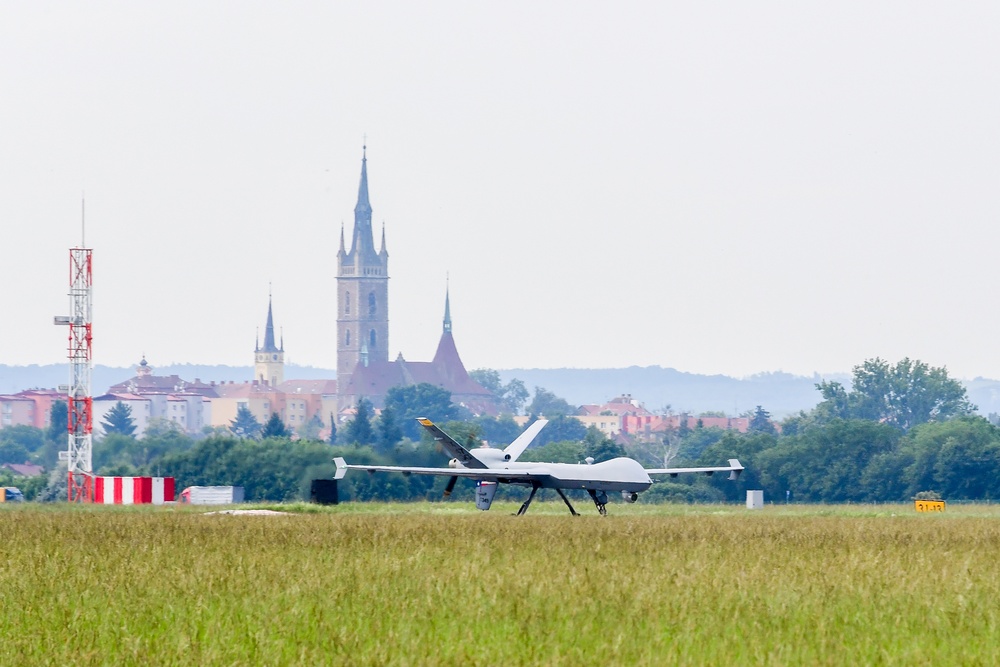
top-left (98, 358), bottom-right (218, 437)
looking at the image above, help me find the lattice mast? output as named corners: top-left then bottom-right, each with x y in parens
top-left (60, 201), bottom-right (95, 500)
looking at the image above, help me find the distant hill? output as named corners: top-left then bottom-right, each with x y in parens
top-left (497, 366), bottom-right (837, 417)
top-left (498, 366), bottom-right (1000, 419)
top-left (4, 363), bottom-right (1000, 420)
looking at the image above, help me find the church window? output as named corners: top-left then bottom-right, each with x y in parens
top-left (345, 292), bottom-right (351, 314)
top-left (368, 292), bottom-right (377, 317)
top-left (345, 330), bottom-right (351, 346)
top-left (369, 329), bottom-right (377, 348)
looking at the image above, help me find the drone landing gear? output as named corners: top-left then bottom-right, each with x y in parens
top-left (555, 488), bottom-right (579, 516)
top-left (588, 489), bottom-right (609, 516)
top-left (515, 486), bottom-right (585, 516)
top-left (517, 484), bottom-right (540, 516)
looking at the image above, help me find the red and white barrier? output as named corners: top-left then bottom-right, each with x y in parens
top-left (93, 477), bottom-right (175, 505)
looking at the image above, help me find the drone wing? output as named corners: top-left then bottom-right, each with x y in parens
top-left (644, 458), bottom-right (744, 481)
top-left (333, 457), bottom-right (546, 483)
top-left (416, 417), bottom-right (488, 469)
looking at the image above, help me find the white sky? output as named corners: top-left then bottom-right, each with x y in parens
top-left (2, 2), bottom-right (999, 379)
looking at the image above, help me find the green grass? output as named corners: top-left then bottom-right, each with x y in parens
top-left (3, 503), bottom-right (1000, 665)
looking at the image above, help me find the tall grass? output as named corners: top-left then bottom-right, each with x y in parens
top-left (2, 504), bottom-right (999, 665)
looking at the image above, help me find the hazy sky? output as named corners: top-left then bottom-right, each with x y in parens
top-left (2, 2), bottom-right (999, 379)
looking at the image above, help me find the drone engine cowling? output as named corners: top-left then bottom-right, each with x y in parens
top-left (622, 491), bottom-right (639, 503)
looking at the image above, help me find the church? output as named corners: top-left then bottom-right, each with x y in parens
top-left (333, 147), bottom-right (498, 417)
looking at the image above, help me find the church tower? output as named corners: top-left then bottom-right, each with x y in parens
top-left (337, 146), bottom-right (390, 397)
top-left (254, 293), bottom-right (285, 387)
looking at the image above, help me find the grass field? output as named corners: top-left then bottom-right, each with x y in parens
top-left (3, 501), bottom-right (1000, 666)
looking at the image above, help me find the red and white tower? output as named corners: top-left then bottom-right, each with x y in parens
top-left (60, 245), bottom-right (94, 501)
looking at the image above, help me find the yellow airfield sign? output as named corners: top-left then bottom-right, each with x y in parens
top-left (915, 499), bottom-right (946, 512)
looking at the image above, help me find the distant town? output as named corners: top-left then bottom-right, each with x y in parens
top-left (6, 148), bottom-right (1000, 505)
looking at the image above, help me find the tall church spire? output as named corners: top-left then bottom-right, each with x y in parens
top-left (354, 144), bottom-right (372, 220)
top-left (443, 278), bottom-right (452, 334)
top-left (347, 144), bottom-right (378, 262)
top-left (262, 292), bottom-right (279, 353)
top-left (336, 144), bottom-right (390, 413)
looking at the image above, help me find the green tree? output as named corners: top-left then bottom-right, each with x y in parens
top-left (344, 399), bottom-right (376, 445)
top-left (472, 415), bottom-right (522, 447)
top-left (582, 426), bottom-right (626, 462)
top-left (94, 433), bottom-right (141, 471)
top-left (0, 439), bottom-right (29, 465)
top-left (754, 420), bottom-right (899, 502)
top-left (47, 400), bottom-right (68, 442)
top-left (375, 405), bottom-right (403, 452)
top-left (0, 425), bottom-right (47, 463)
top-left (469, 369), bottom-right (530, 414)
top-left (530, 414), bottom-right (587, 447)
top-left (698, 431), bottom-right (779, 501)
top-left (261, 412), bottom-right (290, 438)
top-left (526, 387), bottom-right (575, 417)
top-left (101, 401), bottom-right (137, 437)
top-left (230, 405), bottom-right (262, 439)
top-left (883, 417), bottom-right (1000, 501)
top-left (155, 435), bottom-right (341, 502)
top-left (384, 384), bottom-right (460, 439)
top-left (677, 413), bottom-right (692, 439)
top-left (297, 414), bottom-right (324, 441)
top-left (519, 439), bottom-right (586, 464)
top-left (748, 405), bottom-right (776, 435)
top-left (816, 358), bottom-right (974, 431)
top-left (676, 426), bottom-right (727, 462)
top-left (328, 413), bottom-right (338, 445)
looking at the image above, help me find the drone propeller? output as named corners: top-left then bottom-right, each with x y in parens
top-left (443, 475), bottom-right (458, 498)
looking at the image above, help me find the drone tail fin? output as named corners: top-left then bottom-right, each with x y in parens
top-left (502, 419), bottom-right (549, 462)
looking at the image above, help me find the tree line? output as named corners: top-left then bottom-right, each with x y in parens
top-left (1, 357), bottom-right (995, 503)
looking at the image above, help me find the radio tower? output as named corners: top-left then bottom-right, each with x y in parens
top-left (56, 203), bottom-right (94, 502)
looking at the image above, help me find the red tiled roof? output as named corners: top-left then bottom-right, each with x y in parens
top-left (213, 382), bottom-right (281, 399)
top-left (107, 374), bottom-right (218, 397)
top-left (341, 331), bottom-right (498, 415)
top-left (1, 462), bottom-right (44, 477)
top-left (279, 379), bottom-right (338, 395)
top-left (94, 392), bottom-right (150, 402)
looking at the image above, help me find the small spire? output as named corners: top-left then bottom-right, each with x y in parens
top-left (280, 327), bottom-right (284, 352)
top-left (443, 276), bottom-right (452, 334)
top-left (355, 143), bottom-right (371, 218)
top-left (379, 221), bottom-right (387, 255)
top-left (339, 221), bottom-right (346, 254)
top-left (262, 292), bottom-right (278, 352)
top-left (255, 327), bottom-right (260, 352)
